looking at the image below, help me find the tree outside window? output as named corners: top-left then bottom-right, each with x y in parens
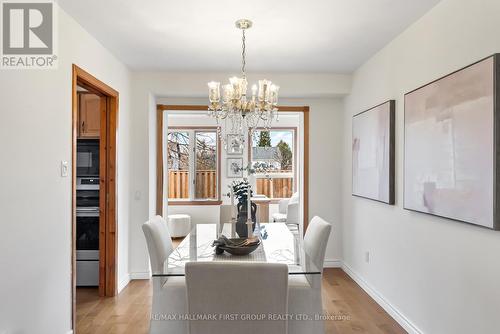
top-left (251, 129), bottom-right (295, 199)
top-left (167, 129), bottom-right (219, 202)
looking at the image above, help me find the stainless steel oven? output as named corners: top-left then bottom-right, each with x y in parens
top-left (76, 177), bottom-right (100, 286)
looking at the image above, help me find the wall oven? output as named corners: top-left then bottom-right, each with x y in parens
top-left (76, 177), bottom-right (100, 286)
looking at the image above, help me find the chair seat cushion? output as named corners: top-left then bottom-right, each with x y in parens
top-left (162, 276), bottom-right (187, 289)
top-left (272, 213), bottom-right (287, 222)
top-left (286, 224), bottom-right (300, 235)
top-left (288, 274), bottom-right (311, 289)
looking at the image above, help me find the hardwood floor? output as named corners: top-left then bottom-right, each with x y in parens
top-left (76, 268), bottom-right (406, 334)
top-left (322, 269), bottom-right (405, 334)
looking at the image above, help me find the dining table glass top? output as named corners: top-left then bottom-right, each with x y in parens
top-left (152, 223), bottom-right (321, 277)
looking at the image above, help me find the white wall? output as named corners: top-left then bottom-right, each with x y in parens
top-left (342, 0), bottom-right (500, 333)
top-left (0, 5), bottom-right (132, 334)
top-left (129, 73), bottom-right (349, 277)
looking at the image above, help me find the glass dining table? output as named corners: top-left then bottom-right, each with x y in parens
top-left (152, 222), bottom-right (321, 277)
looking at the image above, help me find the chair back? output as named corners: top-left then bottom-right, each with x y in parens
top-left (142, 215), bottom-right (174, 273)
top-left (278, 198), bottom-right (289, 214)
top-left (186, 262), bottom-right (289, 334)
top-left (285, 192), bottom-right (300, 225)
top-left (304, 216), bottom-right (332, 271)
top-left (219, 205), bottom-right (235, 233)
top-left (286, 202), bottom-right (299, 225)
top-left (289, 192), bottom-right (299, 205)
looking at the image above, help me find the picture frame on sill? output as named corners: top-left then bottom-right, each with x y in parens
top-left (227, 157), bottom-right (244, 178)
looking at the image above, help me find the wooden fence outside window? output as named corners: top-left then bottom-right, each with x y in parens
top-left (168, 170), bottom-right (293, 200)
top-left (256, 177), bottom-right (293, 199)
top-left (168, 170), bottom-right (217, 199)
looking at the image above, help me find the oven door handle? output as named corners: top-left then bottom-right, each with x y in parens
top-left (76, 207), bottom-right (100, 217)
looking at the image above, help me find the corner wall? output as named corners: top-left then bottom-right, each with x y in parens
top-left (0, 5), bottom-right (132, 333)
top-left (342, 0), bottom-right (500, 333)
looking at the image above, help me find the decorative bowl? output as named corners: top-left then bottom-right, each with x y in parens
top-left (216, 237), bottom-right (261, 256)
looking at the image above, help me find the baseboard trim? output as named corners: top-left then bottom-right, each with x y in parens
top-left (117, 273), bottom-right (131, 293)
top-left (130, 272), bottom-right (151, 280)
top-left (323, 259), bottom-right (342, 268)
top-left (341, 262), bottom-right (423, 334)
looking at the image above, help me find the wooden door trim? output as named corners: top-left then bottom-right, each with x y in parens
top-left (156, 104), bottom-right (310, 233)
top-left (72, 65), bottom-right (119, 329)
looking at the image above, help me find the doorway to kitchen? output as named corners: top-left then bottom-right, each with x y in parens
top-left (71, 65), bottom-right (119, 329)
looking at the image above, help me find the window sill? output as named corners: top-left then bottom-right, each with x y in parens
top-left (168, 200), bottom-right (223, 206)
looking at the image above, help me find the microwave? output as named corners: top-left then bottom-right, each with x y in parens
top-left (77, 139), bottom-right (99, 176)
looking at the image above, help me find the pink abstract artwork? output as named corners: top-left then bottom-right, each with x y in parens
top-left (404, 56), bottom-right (497, 229)
top-left (352, 101), bottom-right (395, 204)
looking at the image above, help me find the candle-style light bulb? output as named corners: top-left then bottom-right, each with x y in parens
top-left (258, 80), bottom-right (268, 102)
top-left (229, 76), bottom-right (239, 84)
top-left (241, 77), bottom-right (248, 97)
top-left (223, 84), bottom-right (234, 102)
top-left (269, 84), bottom-right (280, 105)
top-left (265, 81), bottom-right (273, 103)
top-left (229, 76), bottom-right (241, 99)
top-left (208, 81), bottom-right (220, 103)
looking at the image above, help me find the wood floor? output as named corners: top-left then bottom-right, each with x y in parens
top-left (76, 268), bottom-right (406, 334)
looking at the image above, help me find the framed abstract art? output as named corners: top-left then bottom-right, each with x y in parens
top-left (352, 100), bottom-right (395, 204)
top-left (404, 54), bottom-right (500, 230)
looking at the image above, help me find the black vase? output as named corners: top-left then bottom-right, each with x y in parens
top-left (236, 201), bottom-right (257, 238)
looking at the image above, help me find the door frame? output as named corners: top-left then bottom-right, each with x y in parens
top-left (71, 65), bottom-right (119, 328)
top-left (156, 104), bottom-right (310, 232)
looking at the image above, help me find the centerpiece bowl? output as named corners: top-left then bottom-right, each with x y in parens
top-left (213, 236), bottom-right (261, 256)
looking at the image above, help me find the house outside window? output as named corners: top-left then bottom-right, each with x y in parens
top-left (250, 128), bottom-right (296, 199)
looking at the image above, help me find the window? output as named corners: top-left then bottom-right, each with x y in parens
top-left (167, 128), bottom-right (220, 203)
top-left (194, 132), bottom-right (218, 199)
top-left (250, 129), bottom-right (296, 199)
top-left (167, 131), bottom-right (190, 199)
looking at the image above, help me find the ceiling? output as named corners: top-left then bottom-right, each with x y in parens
top-left (58, 0), bottom-right (440, 73)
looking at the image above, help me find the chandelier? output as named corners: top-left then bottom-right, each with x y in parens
top-left (207, 19), bottom-right (279, 152)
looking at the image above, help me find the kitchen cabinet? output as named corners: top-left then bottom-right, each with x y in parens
top-left (78, 93), bottom-right (102, 138)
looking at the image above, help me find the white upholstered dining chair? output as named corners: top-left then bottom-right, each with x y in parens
top-left (186, 262), bottom-right (289, 334)
top-left (272, 192), bottom-right (300, 234)
top-left (288, 216), bottom-right (332, 334)
top-left (142, 215), bottom-right (187, 334)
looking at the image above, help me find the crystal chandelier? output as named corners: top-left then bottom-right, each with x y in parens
top-left (207, 19), bottom-right (279, 152)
